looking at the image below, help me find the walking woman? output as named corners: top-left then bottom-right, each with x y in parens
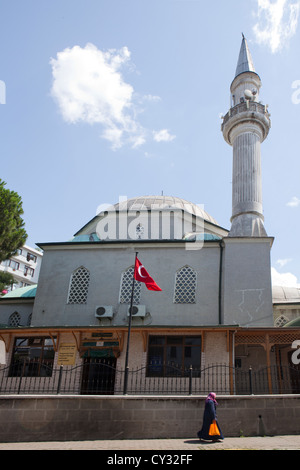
top-left (197, 392), bottom-right (224, 441)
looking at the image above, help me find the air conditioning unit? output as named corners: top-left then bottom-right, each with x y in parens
top-left (127, 305), bottom-right (146, 318)
top-left (95, 306), bottom-right (114, 318)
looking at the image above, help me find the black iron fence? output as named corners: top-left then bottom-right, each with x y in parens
top-left (0, 359), bottom-right (300, 395)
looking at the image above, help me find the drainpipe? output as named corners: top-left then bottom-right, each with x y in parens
top-left (231, 329), bottom-right (237, 394)
top-left (218, 241), bottom-right (224, 325)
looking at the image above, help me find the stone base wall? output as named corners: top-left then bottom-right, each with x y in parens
top-left (0, 395), bottom-right (300, 443)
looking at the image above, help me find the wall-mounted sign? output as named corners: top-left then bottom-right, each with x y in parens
top-left (57, 343), bottom-right (77, 365)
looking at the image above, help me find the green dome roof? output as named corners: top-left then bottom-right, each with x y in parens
top-left (284, 317), bottom-right (300, 327)
top-left (1, 285), bottom-right (37, 299)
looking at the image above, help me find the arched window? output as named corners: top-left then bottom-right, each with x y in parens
top-left (67, 267), bottom-right (90, 304)
top-left (119, 266), bottom-right (141, 304)
top-left (174, 266), bottom-right (197, 304)
top-left (9, 311), bottom-right (21, 327)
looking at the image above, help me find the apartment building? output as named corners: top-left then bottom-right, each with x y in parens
top-left (0, 244), bottom-right (43, 291)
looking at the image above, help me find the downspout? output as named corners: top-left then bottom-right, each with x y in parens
top-left (231, 329), bottom-right (237, 394)
top-left (218, 240), bottom-right (224, 325)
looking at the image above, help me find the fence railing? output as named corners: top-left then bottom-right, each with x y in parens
top-left (0, 359), bottom-right (300, 395)
top-left (221, 101), bottom-right (269, 127)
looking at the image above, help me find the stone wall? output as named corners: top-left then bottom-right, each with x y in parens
top-left (0, 395), bottom-right (300, 443)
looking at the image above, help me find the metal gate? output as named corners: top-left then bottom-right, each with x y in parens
top-left (81, 357), bottom-right (117, 395)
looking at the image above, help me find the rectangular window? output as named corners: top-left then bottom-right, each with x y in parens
top-left (24, 266), bottom-right (34, 277)
top-left (147, 335), bottom-right (201, 377)
top-left (3, 260), bottom-right (20, 270)
top-left (9, 337), bottom-right (56, 377)
top-left (26, 253), bottom-right (37, 263)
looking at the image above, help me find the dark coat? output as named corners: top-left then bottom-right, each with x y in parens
top-left (197, 399), bottom-right (224, 440)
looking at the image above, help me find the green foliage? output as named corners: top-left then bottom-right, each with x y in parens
top-left (0, 271), bottom-right (15, 293)
top-left (0, 179), bottom-right (27, 263)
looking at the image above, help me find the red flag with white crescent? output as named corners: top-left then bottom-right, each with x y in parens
top-left (134, 257), bottom-right (162, 291)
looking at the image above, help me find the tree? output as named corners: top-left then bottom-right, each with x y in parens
top-left (0, 271), bottom-right (15, 294)
top-left (0, 179), bottom-right (27, 263)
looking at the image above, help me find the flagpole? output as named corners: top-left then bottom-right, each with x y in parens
top-left (123, 251), bottom-right (138, 394)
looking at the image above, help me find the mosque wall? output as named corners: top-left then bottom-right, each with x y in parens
top-left (32, 242), bottom-right (223, 328)
top-left (222, 237), bottom-right (273, 326)
top-left (0, 302), bottom-right (33, 327)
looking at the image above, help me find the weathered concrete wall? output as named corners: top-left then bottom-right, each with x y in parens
top-left (0, 395), bottom-right (299, 443)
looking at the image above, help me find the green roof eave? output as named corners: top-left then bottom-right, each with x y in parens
top-left (0, 285), bottom-right (37, 300)
top-left (284, 318), bottom-right (300, 327)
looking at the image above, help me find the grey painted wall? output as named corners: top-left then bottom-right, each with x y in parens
top-left (32, 242), bottom-right (222, 327)
top-left (32, 236), bottom-right (274, 328)
top-left (0, 302), bottom-right (33, 327)
top-left (222, 237), bottom-right (274, 326)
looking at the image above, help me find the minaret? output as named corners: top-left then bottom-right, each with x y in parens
top-left (221, 36), bottom-right (274, 327)
top-left (222, 35), bottom-right (271, 237)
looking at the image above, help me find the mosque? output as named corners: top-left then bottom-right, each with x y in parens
top-left (0, 36), bottom-right (300, 395)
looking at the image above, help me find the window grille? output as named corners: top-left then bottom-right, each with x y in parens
top-left (9, 311), bottom-right (21, 327)
top-left (9, 337), bottom-right (56, 378)
top-left (67, 267), bottom-right (90, 304)
top-left (275, 315), bottom-right (289, 327)
top-left (135, 223), bottom-right (144, 239)
top-left (147, 335), bottom-right (202, 377)
top-left (119, 266), bottom-right (141, 304)
top-left (174, 266), bottom-right (197, 304)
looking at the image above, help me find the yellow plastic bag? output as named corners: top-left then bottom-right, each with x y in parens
top-left (208, 419), bottom-right (220, 436)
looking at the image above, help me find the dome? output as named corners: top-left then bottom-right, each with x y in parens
top-left (112, 195), bottom-right (219, 225)
top-left (272, 285), bottom-right (300, 304)
top-left (73, 194), bottom-right (225, 241)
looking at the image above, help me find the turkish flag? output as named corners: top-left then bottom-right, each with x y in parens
top-left (134, 257), bottom-right (162, 291)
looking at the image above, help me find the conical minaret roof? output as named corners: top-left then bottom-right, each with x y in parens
top-left (235, 34), bottom-right (256, 77)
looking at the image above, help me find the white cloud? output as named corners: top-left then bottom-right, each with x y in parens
top-left (50, 43), bottom-right (173, 150)
top-left (253, 0), bottom-right (300, 53)
top-left (276, 258), bottom-right (292, 267)
top-left (153, 129), bottom-right (176, 143)
top-left (286, 196), bottom-right (300, 207)
top-left (271, 267), bottom-right (300, 286)
top-left (142, 94), bottom-right (161, 103)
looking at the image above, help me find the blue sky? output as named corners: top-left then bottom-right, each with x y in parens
top-left (0, 0), bottom-right (300, 287)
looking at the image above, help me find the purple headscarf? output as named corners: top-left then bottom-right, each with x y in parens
top-left (205, 392), bottom-right (218, 405)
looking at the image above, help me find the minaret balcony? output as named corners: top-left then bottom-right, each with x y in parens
top-left (221, 101), bottom-right (271, 145)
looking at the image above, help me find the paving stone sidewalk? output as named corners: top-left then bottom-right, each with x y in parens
top-left (0, 435), bottom-right (300, 450)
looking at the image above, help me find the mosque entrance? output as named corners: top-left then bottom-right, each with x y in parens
top-left (81, 355), bottom-right (117, 395)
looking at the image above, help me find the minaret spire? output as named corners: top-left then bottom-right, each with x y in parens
top-left (235, 34), bottom-right (256, 77)
top-left (221, 36), bottom-right (271, 237)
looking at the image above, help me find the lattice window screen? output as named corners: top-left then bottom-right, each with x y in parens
top-left (9, 312), bottom-right (21, 327)
top-left (67, 267), bottom-right (90, 304)
top-left (275, 315), bottom-right (289, 327)
top-left (119, 267), bottom-right (141, 304)
top-left (174, 266), bottom-right (197, 304)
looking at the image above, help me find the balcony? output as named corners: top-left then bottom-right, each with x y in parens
top-left (221, 100), bottom-right (271, 144)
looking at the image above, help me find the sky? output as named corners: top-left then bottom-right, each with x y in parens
top-left (0, 0), bottom-right (300, 287)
